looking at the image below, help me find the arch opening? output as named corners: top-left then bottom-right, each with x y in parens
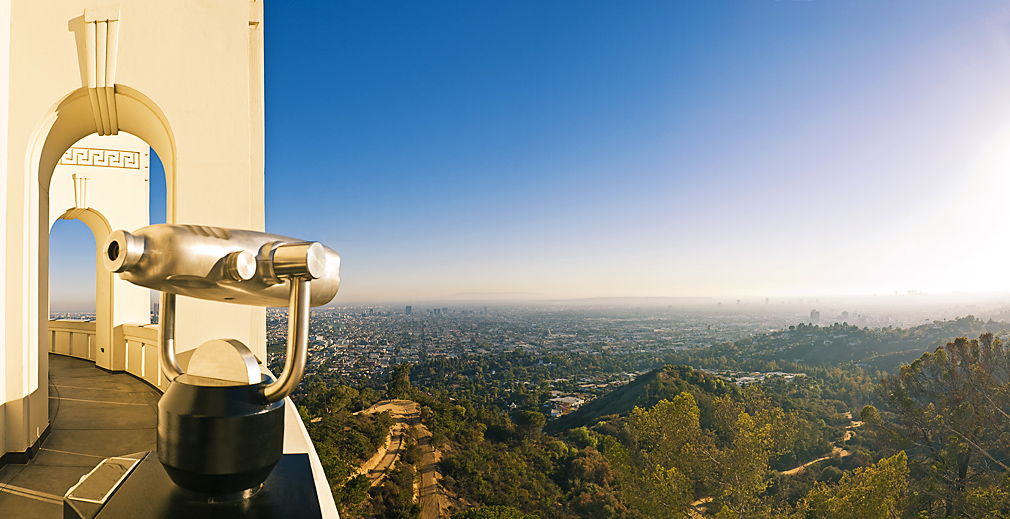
top-left (49, 218), bottom-right (95, 320)
top-left (31, 86), bottom-right (177, 371)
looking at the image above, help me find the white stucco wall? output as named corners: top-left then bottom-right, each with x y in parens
top-left (0, 0), bottom-right (10, 459)
top-left (2, 0), bottom-right (266, 459)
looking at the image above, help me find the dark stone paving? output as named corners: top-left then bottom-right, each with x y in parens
top-left (0, 354), bottom-right (160, 518)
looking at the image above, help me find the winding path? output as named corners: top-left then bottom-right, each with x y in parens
top-left (356, 400), bottom-right (444, 519)
top-left (355, 400), bottom-right (418, 486)
top-left (780, 414), bottom-right (862, 476)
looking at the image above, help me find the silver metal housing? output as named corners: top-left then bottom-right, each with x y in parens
top-left (103, 224), bottom-right (340, 307)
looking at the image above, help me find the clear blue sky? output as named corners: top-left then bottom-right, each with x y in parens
top-left (49, 1), bottom-right (1010, 310)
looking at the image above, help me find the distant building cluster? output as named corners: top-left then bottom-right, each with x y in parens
top-left (548, 396), bottom-right (586, 418)
top-left (263, 305), bottom-right (801, 384)
top-left (701, 368), bottom-right (805, 387)
top-left (49, 312), bottom-right (96, 322)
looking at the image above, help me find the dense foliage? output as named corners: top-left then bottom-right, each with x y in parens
top-left (294, 317), bottom-right (1010, 518)
top-left (863, 333), bottom-right (1010, 517)
top-left (296, 379), bottom-right (393, 516)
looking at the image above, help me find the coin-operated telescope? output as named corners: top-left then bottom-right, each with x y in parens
top-left (64, 224), bottom-right (340, 518)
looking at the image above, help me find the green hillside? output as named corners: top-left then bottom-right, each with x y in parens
top-left (547, 364), bottom-right (738, 433)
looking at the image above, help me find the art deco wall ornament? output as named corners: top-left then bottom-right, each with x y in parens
top-left (59, 147), bottom-right (141, 169)
top-left (83, 6), bottom-right (121, 136)
top-left (59, 173), bottom-right (90, 220)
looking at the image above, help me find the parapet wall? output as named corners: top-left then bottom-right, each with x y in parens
top-left (49, 320), bottom-right (165, 391)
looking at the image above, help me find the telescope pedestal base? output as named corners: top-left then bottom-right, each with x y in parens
top-left (64, 452), bottom-right (323, 519)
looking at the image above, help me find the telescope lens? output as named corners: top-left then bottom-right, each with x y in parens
top-left (102, 230), bottom-right (144, 274)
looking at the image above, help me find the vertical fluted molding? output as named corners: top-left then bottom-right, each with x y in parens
top-left (82, 7), bottom-right (121, 136)
top-left (83, 19), bottom-right (102, 134)
top-left (105, 20), bottom-right (119, 134)
top-left (95, 20), bottom-right (111, 135)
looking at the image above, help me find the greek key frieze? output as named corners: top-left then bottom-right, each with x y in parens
top-left (58, 147), bottom-right (141, 169)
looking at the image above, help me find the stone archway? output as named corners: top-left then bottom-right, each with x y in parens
top-left (29, 86), bottom-right (176, 371)
top-left (47, 131), bottom-right (155, 370)
top-left (50, 207), bottom-right (113, 361)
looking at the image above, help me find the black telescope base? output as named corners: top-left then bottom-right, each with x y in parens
top-left (64, 451), bottom-right (323, 519)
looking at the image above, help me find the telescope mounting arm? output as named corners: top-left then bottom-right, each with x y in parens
top-left (261, 276), bottom-right (310, 403)
top-left (156, 242), bottom-right (326, 403)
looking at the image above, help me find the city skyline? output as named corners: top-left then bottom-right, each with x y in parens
top-left (49, 1), bottom-right (1010, 308)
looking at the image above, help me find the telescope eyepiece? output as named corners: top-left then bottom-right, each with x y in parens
top-left (269, 242), bottom-right (326, 280)
top-left (225, 250), bottom-right (257, 281)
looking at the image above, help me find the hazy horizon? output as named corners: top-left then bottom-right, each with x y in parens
top-left (46, 282), bottom-right (1010, 314)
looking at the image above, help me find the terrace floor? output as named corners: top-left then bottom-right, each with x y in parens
top-left (0, 354), bottom-right (160, 518)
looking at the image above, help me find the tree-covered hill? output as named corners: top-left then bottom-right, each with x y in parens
top-left (547, 364), bottom-right (738, 433)
top-left (730, 316), bottom-right (1009, 371)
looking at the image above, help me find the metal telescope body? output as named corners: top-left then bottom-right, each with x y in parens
top-left (102, 224), bottom-right (340, 496)
top-left (106, 224), bottom-right (340, 308)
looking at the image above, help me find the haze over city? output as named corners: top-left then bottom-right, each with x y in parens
top-left (49, 1), bottom-right (1010, 309)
